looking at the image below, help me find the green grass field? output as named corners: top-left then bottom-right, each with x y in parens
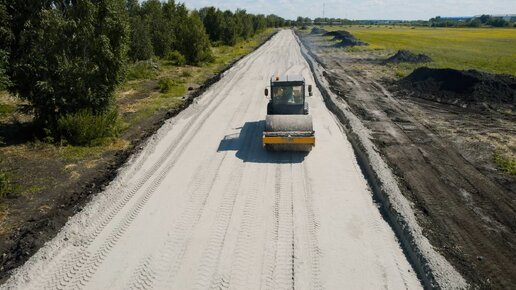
top-left (323, 26), bottom-right (516, 75)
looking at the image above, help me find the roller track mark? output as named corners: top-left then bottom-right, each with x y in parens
top-left (224, 162), bottom-right (270, 288)
top-left (128, 49), bottom-right (271, 290)
top-left (261, 161), bottom-right (295, 290)
top-left (272, 161), bottom-right (295, 290)
top-left (196, 119), bottom-right (266, 290)
top-left (128, 256), bottom-right (156, 290)
top-left (261, 165), bottom-right (282, 290)
top-left (192, 165), bottom-right (245, 290)
top-left (150, 152), bottom-right (231, 286)
top-left (132, 152), bottom-right (227, 290)
top-left (210, 274), bottom-right (231, 290)
top-left (299, 162), bottom-right (323, 290)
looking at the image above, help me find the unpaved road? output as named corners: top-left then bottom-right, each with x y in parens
top-left (2, 30), bottom-right (422, 289)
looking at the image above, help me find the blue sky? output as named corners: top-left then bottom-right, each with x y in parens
top-left (175, 0), bottom-right (516, 20)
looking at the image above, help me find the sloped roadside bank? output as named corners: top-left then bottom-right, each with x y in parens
top-left (294, 31), bottom-right (467, 289)
top-left (0, 31), bottom-right (278, 283)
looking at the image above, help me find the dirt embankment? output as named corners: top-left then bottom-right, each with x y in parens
top-left (310, 27), bottom-right (327, 34)
top-left (384, 50), bottom-right (432, 64)
top-left (310, 27), bottom-right (367, 47)
top-left (399, 67), bottom-right (516, 112)
top-left (298, 30), bottom-right (516, 289)
top-left (324, 30), bottom-right (367, 47)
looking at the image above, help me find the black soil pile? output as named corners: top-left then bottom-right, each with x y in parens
top-left (399, 67), bottom-right (516, 111)
top-left (323, 30), bottom-right (367, 47)
top-left (310, 27), bottom-right (327, 34)
top-left (384, 50), bottom-right (432, 64)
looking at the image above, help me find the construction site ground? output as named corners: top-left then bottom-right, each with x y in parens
top-left (299, 30), bottom-right (516, 289)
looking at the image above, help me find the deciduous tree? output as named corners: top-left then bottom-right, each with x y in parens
top-left (0, 0), bottom-right (10, 90)
top-left (6, 0), bottom-right (129, 128)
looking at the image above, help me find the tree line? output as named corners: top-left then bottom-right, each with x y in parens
top-left (292, 15), bottom-right (516, 28)
top-left (430, 15), bottom-right (515, 28)
top-left (0, 0), bottom-right (286, 144)
top-left (198, 7), bottom-right (285, 46)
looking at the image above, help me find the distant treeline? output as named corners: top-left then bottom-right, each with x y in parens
top-left (0, 0), bottom-right (287, 142)
top-left (293, 15), bottom-right (516, 28)
top-left (429, 15), bottom-right (514, 28)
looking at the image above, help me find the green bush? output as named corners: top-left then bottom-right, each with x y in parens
top-left (0, 170), bottom-right (12, 198)
top-left (158, 78), bottom-right (172, 93)
top-left (57, 109), bottom-right (121, 146)
top-left (494, 151), bottom-right (516, 176)
top-left (126, 61), bottom-right (159, 80)
top-left (180, 70), bottom-right (192, 78)
top-left (165, 50), bottom-right (186, 66)
top-left (0, 103), bottom-right (15, 116)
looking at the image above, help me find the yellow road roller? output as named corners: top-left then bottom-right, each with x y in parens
top-left (263, 75), bottom-right (315, 152)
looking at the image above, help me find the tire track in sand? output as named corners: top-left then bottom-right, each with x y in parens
top-left (127, 46), bottom-right (272, 289)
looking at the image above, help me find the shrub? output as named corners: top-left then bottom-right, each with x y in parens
top-left (494, 150), bottom-right (516, 176)
top-left (158, 78), bottom-right (186, 94)
top-left (0, 170), bottom-right (12, 198)
top-left (165, 50), bottom-right (186, 66)
top-left (180, 70), bottom-right (192, 78)
top-left (126, 60), bottom-right (159, 80)
top-left (158, 78), bottom-right (174, 93)
top-left (57, 109), bottom-right (120, 146)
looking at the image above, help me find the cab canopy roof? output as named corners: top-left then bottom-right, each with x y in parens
top-left (271, 74), bottom-right (305, 83)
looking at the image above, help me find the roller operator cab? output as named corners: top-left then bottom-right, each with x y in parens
top-left (263, 75), bottom-right (315, 152)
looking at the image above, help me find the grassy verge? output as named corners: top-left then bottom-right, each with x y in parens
top-left (321, 26), bottom-right (516, 76)
top-left (494, 150), bottom-right (516, 176)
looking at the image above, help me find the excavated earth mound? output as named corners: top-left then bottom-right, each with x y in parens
top-left (384, 50), bottom-right (432, 63)
top-left (399, 67), bottom-right (516, 111)
top-left (310, 27), bottom-right (327, 34)
top-left (323, 30), bottom-right (367, 47)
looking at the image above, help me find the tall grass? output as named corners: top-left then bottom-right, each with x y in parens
top-left (126, 61), bottom-right (159, 81)
top-left (57, 109), bottom-right (121, 146)
top-left (494, 150), bottom-right (516, 176)
top-left (0, 170), bottom-right (12, 198)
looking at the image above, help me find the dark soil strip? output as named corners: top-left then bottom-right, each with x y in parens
top-left (295, 31), bottom-right (439, 290)
top-left (398, 67), bottom-right (516, 112)
top-left (384, 50), bottom-right (432, 64)
top-left (0, 31), bottom-right (278, 284)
